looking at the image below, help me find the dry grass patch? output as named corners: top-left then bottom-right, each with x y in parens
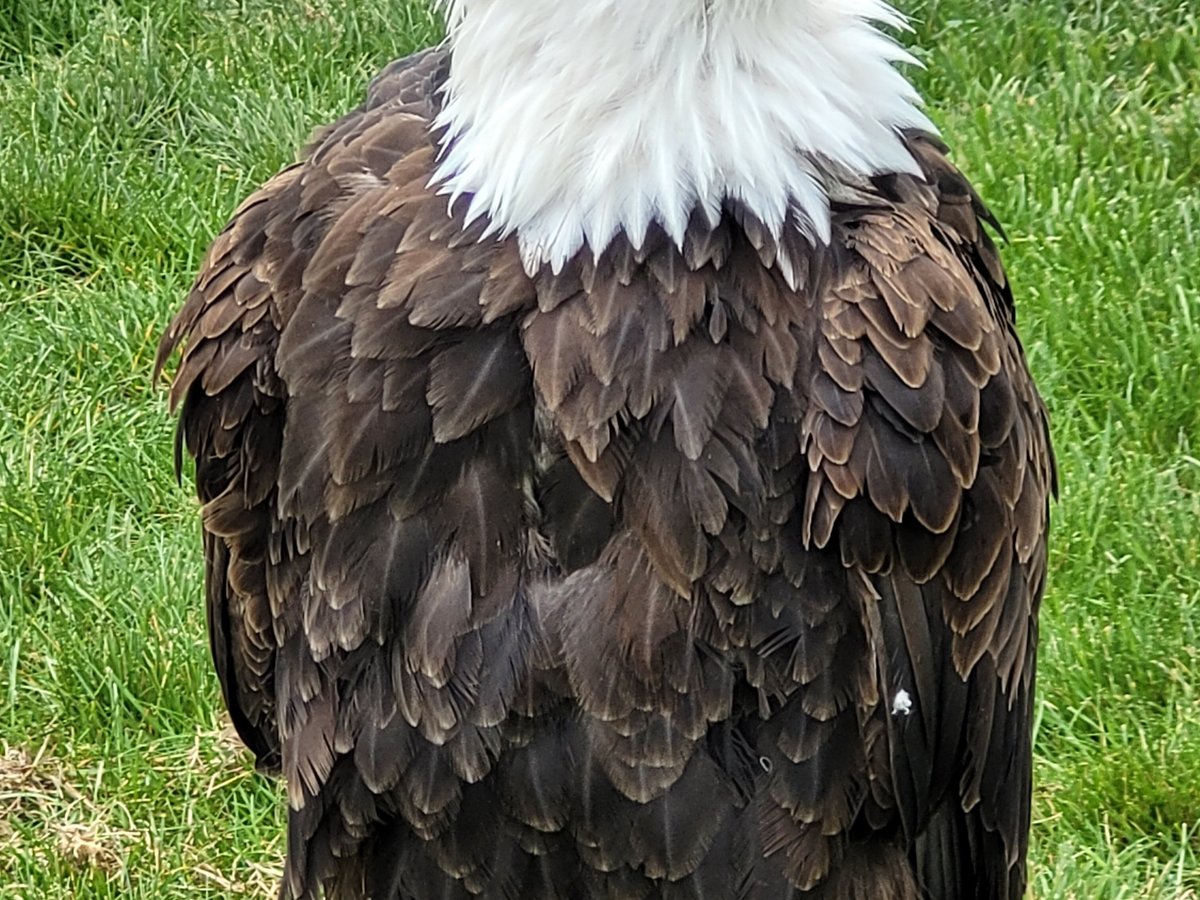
top-left (0, 742), bottom-right (139, 877)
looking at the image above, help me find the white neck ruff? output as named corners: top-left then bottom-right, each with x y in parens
top-left (432, 0), bottom-right (934, 275)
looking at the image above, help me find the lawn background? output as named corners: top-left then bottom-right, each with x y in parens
top-left (0, 0), bottom-right (1197, 896)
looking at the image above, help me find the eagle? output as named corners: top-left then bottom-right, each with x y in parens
top-left (157, 0), bottom-right (1055, 897)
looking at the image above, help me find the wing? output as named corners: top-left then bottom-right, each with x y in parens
top-left (159, 46), bottom-right (556, 898)
top-left (511, 133), bottom-right (1053, 898)
top-left (155, 47), bottom-right (451, 774)
top-left (791, 131), bottom-right (1055, 897)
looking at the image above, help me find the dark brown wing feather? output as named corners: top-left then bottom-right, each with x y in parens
top-left (155, 48), bottom-right (451, 774)
top-left (161, 40), bottom-right (1053, 898)
top-left (807, 132), bottom-right (1054, 898)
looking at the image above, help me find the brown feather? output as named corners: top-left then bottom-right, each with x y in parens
top-left (427, 328), bottom-right (528, 443)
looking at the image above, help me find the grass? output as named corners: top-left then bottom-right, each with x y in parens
top-left (0, 0), bottom-right (1196, 896)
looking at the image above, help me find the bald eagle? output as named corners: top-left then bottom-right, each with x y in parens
top-left (158, 1), bottom-right (1055, 898)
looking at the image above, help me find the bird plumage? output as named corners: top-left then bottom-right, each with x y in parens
top-left (159, 9), bottom-right (1054, 899)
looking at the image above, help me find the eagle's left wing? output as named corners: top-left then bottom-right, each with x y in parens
top-left (156, 48), bottom-right (450, 774)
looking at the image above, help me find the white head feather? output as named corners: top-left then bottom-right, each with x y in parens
top-left (432, 0), bottom-right (934, 275)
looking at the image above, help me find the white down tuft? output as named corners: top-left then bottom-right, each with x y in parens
top-left (432, 0), bottom-right (935, 275)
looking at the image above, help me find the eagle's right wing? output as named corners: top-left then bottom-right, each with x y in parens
top-left (780, 131), bottom-right (1056, 897)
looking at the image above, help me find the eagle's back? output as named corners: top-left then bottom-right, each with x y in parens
top-left (159, 49), bottom-right (1054, 900)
